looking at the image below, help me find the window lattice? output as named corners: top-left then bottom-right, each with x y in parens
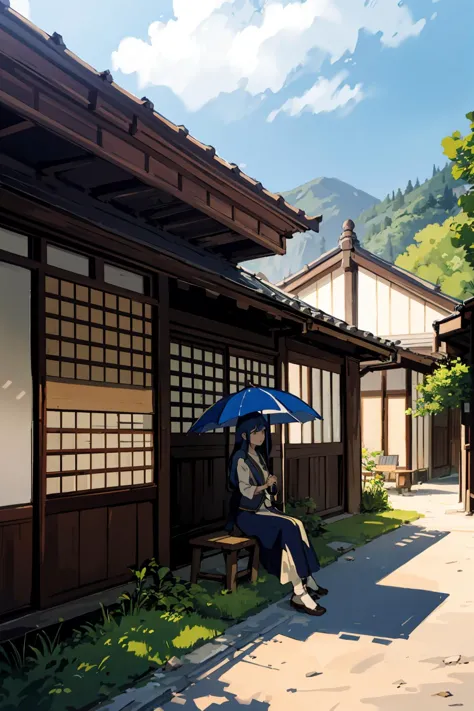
top-left (229, 356), bottom-right (275, 393)
top-left (45, 410), bottom-right (154, 496)
top-left (288, 363), bottom-right (341, 445)
top-left (229, 355), bottom-right (276, 434)
top-left (45, 277), bottom-right (153, 387)
top-left (170, 341), bottom-right (224, 433)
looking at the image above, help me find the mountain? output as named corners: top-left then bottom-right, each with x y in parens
top-left (243, 177), bottom-right (379, 283)
top-left (359, 164), bottom-right (466, 262)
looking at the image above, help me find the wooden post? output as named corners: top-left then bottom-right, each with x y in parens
top-left (468, 315), bottom-right (474, 513)
top-left (405, 368), bottom-right (412, 471)
top-left (339, 219), bottom-right (358, 327)
top-left (381, 370), bottom-right (388, 457)
top-left (33, 243), bottom-right (48, 609)
top-left (278, 335), bottom-right (288, 511)
top-left (345, 357), bottom-right (362, 513)
top-left (157, 274), bottom-right (171, 565)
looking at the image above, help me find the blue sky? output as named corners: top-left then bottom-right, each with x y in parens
top-left (14, 0), bottom-right (474, 200)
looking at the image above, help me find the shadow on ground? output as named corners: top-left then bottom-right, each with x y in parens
top-left (278, 525), bottom-right (450, 643)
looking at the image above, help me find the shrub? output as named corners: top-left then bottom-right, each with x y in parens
top-left (286, 497), bottom-right (327, 536)
top-left (406, 358), bottom-right (471, 417)
top-left (118, 558), bottom-right (206, 616)
top-left (362, 475), bottom-right (393, 513)
top-left (362, 447), bottom-right (383, 474)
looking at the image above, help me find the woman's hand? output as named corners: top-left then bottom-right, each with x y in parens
top-left (266, 475), bottom-right (277, 488)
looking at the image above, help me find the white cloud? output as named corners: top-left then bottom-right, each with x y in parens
top-left (267, 71), bottom-right (364, 121)
top-left (9, 0), bottom-right (30, 18)
top-left (112, 0), bottom-right (427, 114)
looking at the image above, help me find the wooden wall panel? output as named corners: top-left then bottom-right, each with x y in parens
top-left (137, 502), bottom-right (154, 565)
top-left (284, 448), bottom-right (343, 516)
top-left (326, 456), bottom-right (341, 510)
top-left (170, 449), bottom-right (228, 567)
top-left (44, 496), bottom-right (155, 603)
top-left (45, 511), bottom-right (80, 597)
top-left (79, 508), bottom-right (108, 587)
top-left (0, 518), bottom-right (33, 615)
top-left (107, 504), bottom-right (137, 579)
top-left (46, 381), bottom-right (153, 413)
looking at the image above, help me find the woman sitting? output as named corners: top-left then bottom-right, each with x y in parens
top-left (226, 413), bottom-right (328, 616)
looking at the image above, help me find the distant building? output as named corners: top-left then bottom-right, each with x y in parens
top-left (279, 220), bottom-right (462, 479)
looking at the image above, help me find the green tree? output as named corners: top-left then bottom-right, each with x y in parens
top-left (425, 192), bottom-right (437, 209)
top-left (439, 185), bottom-right (456, 211)
top-left (415, 177), bottom-right (420, 188)
top-left (405, 179), bottom-right (414, 194)
top-left (392, 190), bottom-right (395, 201)
top-left (432, 164), bottom-right (438, 178)
top-left (393, 188), bottom-right (404, 210)
top-left (395, 214), bottom-right (474, 298)
top-left (442, 110), bottom-right (474, 269)
top-left (407, 359), bottom-right (471, 418)
top-left (384, 216), bottom-right (392, 228)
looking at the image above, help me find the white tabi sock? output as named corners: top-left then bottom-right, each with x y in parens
top-left (305, 577), bottom-right (319, 592)
top-left (293, 581), bottom-right (305, 597)
top-left (299, 592), bottom-right (318, 610)
top-left (293, 582), bottom-right (318, 610)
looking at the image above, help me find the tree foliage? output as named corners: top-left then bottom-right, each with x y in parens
top-left (442, 110), bottom-right (474, 269)
top-left (395, 214), bottom-right (474, 298)
top-left (406, 359), bottom-right (471, 418)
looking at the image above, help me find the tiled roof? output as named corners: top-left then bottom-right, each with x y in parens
top-left (1, 3), bottom-right (322, 233)
top-left (238, 268), bottom-right (400, 353)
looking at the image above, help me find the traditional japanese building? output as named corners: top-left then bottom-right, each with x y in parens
top-left (278, 220), bottom-right (462, 479)
top-left (0, 6), bottom-right (410, 622)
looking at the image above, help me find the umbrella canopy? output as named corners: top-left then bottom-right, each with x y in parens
top-left (188, 385), bottom-right (322, 434)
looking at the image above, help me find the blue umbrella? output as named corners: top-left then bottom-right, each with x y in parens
top-left (188, 385), bottom-right (322, 434)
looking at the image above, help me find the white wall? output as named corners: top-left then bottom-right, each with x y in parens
top-left (357, 267), bottom-right (447, 337)
top-left (296, 270), bottom-right (345, 321)
top-left (0, 261), bottom-right (33, 507)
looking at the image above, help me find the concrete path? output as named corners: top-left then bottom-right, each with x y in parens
top-left (157, 477), bottom-right (474, 711)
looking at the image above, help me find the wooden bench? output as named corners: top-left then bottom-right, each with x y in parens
top-left (375, 455), bottom-right (414, 492)
top-left (189, 532), bottom-right (260, 593)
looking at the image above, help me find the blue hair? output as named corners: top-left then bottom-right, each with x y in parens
top-left (227, 413), bottom-right (271, 491)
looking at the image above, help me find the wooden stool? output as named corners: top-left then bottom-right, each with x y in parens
top-left (189, 532), bottom-right (260, 593)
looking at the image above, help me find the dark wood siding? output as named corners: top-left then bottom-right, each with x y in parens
top-left (43, 491), bottom-right (155, 604)
top-left (0, 508), bottom-right (33, 616)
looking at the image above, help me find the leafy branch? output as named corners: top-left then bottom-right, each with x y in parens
top-left (406, 358), bottom-right (471, 418)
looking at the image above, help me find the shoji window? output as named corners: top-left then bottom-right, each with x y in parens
top-left (170, 341), bottom-right (225, 433)
top-left (45, 410), bottom-right (154, 496)
top-left (287, 362), bottom-right (341, 445)
top-left (228, 353), bottom-right (276, 434)
top-left (45, 277), bottom-right (153, 387)
top-left (229, 355), bottom-right (275, 393)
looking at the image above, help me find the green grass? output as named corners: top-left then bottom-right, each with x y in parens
top-left (0, 508), bottom-right (422, 711)
top-left (0, 610), bottom-right (227, 711)
top-left (323, 510), bottom-right (422, 547)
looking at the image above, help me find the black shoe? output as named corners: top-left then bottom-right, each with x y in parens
top-left (315, 585), bottom-right (328, 597)
top-left (290, 596), bottom-right (327, 617)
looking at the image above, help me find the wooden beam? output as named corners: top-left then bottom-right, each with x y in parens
top-left (193, 232), bottom-right (238, 247)
top-left (157, 274), bottom-right (171, 566)
top-left (145, 203), bottom-right (194, 221)
top-left (91, 180), bottom-right (156, 201)
top-left (438, 314), bottom-right (464, 336)
top-left (38, 155), bottom-right (95, 176)
top-left (0, 119), bottom-right (34, 139)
